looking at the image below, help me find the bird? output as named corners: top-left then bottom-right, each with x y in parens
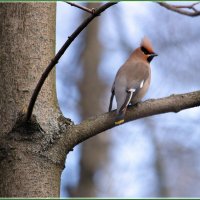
top-left (108, 37), bottom-right (158, 125)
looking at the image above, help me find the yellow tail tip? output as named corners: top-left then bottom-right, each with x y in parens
top-left (115, 119), bottom-right (124, 125)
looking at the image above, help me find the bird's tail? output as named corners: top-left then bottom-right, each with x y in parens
top-left (115, 110), bottom-right (125, 125)
top-left (115, 89), bottom-right (134, 125)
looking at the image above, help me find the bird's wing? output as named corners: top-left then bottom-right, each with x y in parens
top-left (118, 88), bottom-right (135, 114)
top-left (126, 61), bottom-right (149, 90)
top-left (117, 62), bottom-right (150, 113)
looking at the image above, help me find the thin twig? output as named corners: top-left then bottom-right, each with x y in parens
top-left (66, 2), bottom-right (95, 14)
top-left (158, 2), bottom-right (200, 17)
top-left (26, 2), bottom-right (117, 121)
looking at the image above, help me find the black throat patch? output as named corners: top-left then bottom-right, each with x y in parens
top-left (147, 55), bottom-right (154, 63)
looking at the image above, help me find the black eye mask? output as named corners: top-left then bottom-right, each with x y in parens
top-left (141, 46), bottom-right (150, 55)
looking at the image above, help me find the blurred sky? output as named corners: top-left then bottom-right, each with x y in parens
top-left (56, 1), bottom-right (200, 197)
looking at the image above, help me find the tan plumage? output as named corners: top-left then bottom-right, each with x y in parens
top-left (109, 37), bottom-right (158, 125)
top-left (140, 36), bottom-right (154, 54)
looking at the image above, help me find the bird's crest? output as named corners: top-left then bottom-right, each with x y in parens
top-left (140, 36), bottom-right (154, 54)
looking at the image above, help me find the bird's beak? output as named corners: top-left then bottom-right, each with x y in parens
top-left (151, 53), bottom-right (158, 57)
top-left (147, 53), bottom-right (158, 63)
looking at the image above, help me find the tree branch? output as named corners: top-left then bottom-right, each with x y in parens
top-left (67, 90), bottom-right (200, 147)
top-left (26, 2), bottom-right (117, 121)
top-left (158, 2), bottom-right (200, 17)
top-left (173, 2), bottom-right (199, 9)
top-left (66, 2), bottom-right (95, 14)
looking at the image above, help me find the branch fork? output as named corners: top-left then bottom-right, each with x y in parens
top-left (26, 2), bottom-right (117, 121)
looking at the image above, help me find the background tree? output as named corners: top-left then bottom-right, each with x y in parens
top-left (67, 3), bottom-right (110, 197)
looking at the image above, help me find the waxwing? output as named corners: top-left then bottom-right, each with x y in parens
top-left (109, 37), bottom-right (158, 125)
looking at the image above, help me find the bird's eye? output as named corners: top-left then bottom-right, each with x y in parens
top-left (141, 47), bottom-right (150, 55)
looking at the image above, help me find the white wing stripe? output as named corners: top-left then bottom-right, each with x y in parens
top-left (140, 80), bottom-right (144, 88)
top-left (125, 89), bottom-right (136, 107)
top-left (129, 88), bottom-right (136, 92)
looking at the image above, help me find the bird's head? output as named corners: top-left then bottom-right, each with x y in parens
top-left (139, 37), bottom-right (158, 63)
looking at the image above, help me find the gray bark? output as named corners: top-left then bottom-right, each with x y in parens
top-left (0, 3), bottom-right (64, 197)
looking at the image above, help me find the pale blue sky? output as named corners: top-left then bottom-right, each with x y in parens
top-left (56, 2), bottom-right (200, 197)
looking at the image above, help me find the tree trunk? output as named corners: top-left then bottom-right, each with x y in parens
top-left (0, 3), bottom-right (64, 197)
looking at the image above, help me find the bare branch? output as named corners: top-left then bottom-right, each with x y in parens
top-left (66, 2), bottom-right (95, 14)
top-left (174, 2), bottom-right (200, 9)
top-left (66, 90), bottom-right (200, 147)
top-left (158, 2), bottom-right (200, 17)
top-left (26, 2), bottom-right (117, 121)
